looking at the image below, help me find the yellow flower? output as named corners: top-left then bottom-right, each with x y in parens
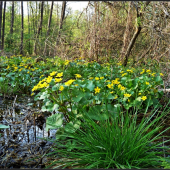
top-left (6, 66), bottom-right (10, 69)
top-left (146, 70), bottom-right (151, 73)
top-left (120, 71), bottom-right (124, 74)
top-left (65, 79), bottom-right (75, 86)
top-left (112, 79), bottom-right (120, 85)
top-left (110, 91), bottom-right (114, 94)
top-left (151, 73), bottom-right (156, 76)
top-left (146, 82), bottom-right (149, 85)
top-left (27, 71), bottom-right (29, 74)
top-left (114, 95), bottom-right (118, 99)
top-left (56, 72), bottom-right (63, 77)
top-left (107, 84), bottom-right (113, 89)
top-left (141, 96), bottom-right (147, 101)
top-left (75, 74), bottom-right (82, 78)
top-left (106, 80), bottom-right (110, 82)
top-left (94, 87), bottom-right (100, 94)
top-left (75, 84), bottom-right (79, 86)
top-left (160, 73), bottom-right (164, 76)
top-left (46, 76), bottom-right (53, 83)
top-left (138, 93), bottom-right (141, 95)
top-left (100, 77), bottom-right (104, 80)
top-left (124, 93), bottom-right (131, 98)
top-left (126, 69), bottom-right (133, 73)
top-left (55, 78), bottom-right (62, 83)
top-left (120, 86), bottom-right (126, 91)
top-left (31, 93), bottom-right (34, 96)
top-left (89, 77), bottom-right (93, 80)
top-left (65, 60), bottom-right (70, 65)
top-left (50, 71), bottom-right (57, 76)
top-left (59, 85), bottom-right (64, 91)
top-left (95, 77), bottom-right (99, 81)
top-left (122, 73), bottom-right (127, 77)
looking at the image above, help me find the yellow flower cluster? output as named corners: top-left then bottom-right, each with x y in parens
top-left (145, 82), bottom-right (149, 85)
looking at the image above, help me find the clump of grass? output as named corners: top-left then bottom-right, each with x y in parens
top-left (45, 102), bottom-right (170, 169)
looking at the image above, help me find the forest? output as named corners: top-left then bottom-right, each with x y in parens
top-left (1, 1), bottom-right (170, 169)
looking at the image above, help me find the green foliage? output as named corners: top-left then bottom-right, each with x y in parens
top-left (45, 103), bottom-right (170, 169)
top-left (33, 59), bottom-right (164, 126)
top-left (0, 124), bottom-right (9, 138)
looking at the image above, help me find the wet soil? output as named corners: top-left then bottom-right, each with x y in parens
top-left (0, 95), bottom-right (58, 168)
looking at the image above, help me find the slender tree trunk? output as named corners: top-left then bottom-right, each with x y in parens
top-left (20, 1), bottom-right (24, 55)
top-left (27, 2), bottom-right (31, 54)
top-left (120, 2), bottom-right (132, 61)
top-left (43, 1), bottom-right (54, 56)
top-left (123, 1), bottom-right (151, 66)
top-left (55, 1), bottom-right (66, 55)
top-left (0, 1), bottom-right (3, 50)
top-left (33, 1), bottom-right (44, 55)
top-left (10, 1), bottom-right (14, 34)
top-left (2, 1), bottom-right (6, 50)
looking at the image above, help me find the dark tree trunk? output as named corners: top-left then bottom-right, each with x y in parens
top-left (2, 1), bottom-right (6, 50)
top-left (43, 1), bottom-right (54, 56)
top-left (0, 1), bottom-right (3, 50)
top-left (33, 1), bottom-right (44, 55)
top-left (27, 1), bottom-right (31, 54)
top-left (55, 1), bottom-right (66, 54)
top-left (20, 1), bottom-right (24, 55)
top-left (10, 1), bottom-right (14, 35)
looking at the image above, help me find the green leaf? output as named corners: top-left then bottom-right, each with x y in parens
top-left (86, 81), bottom-right (95, 91)
top-left (65, 120), bottom-right (81, 133)
top-left (86, 106), bottom-right (109, 121)
top-left (0, 124), bottom-right (9, 129)
top-left (52, 84), bottom-right (60, 91)
top-left (0, 77), bottom-right (4, 82)
top-left (46, 114), bottom-right (63, 131)
top-left (72, 93), bottom-right (84, 102)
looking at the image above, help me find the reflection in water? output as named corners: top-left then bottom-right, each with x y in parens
top-left (0, 96), bottom-right (58, 168)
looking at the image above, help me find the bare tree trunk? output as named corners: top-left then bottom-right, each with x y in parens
top-left (20, 1), bottom-right (24, 55)
top-left (56, 1), bottom-right (66, 48)
top-left (43, 1), bottom-right (54, 56)
top-left (27, 2), bottom-right (31, 54)
top-left (10, 1), bottom-right (14, 34)
top-left (123, 1), bottom-right (151, 66)
top-left (120, 2), bottom-right (132, 61)
top-left (9, 1), bottom-right (14, 47)
top-left (2, 1), bottom-right (6, 50)
top-left (0, 1), bottom-right (3, 50)
top-left (33, 1), bottom-right (44, 55)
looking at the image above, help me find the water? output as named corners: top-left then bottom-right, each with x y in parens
top-left (0, 95), bottom-right (58, 168)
